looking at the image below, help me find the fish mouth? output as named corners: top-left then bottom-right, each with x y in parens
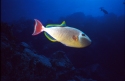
top-left (87, 38), bottom-right (92, 45)
top-left (82, 38), bottom-right (92, 47)
top-left (86, 40), bottom-right (91, 46)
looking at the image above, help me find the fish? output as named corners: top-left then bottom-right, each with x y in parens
top-left (32, 19), bottom-right (91, 48)
top-left (100, 7), bottom-right (108, 14)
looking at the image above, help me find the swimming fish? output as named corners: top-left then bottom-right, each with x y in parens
top-left (100, 7), bottom-right (108, 14)
top-left (32, 19), bottom-right (91, 48)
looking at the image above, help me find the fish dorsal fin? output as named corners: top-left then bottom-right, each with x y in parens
top-left (46, 21), bottom-right (66, 27)
top-left (44, 32), bottom-right (57, 42)
top-left (46, 24), bottom-right (60, 27)
top-left (60, 21), bottom-right (66, 27)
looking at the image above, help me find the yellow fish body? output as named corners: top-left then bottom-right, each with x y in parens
top-left (32, 19), bottom-right (91, 48)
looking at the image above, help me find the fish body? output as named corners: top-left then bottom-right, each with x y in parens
top-left (32, 19), bottom-right (91, 48)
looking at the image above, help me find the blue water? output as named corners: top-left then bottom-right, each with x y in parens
top-left (1, 0), bottom-right (124, 81)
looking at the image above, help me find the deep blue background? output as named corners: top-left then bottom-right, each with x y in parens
top-left (1, 0), bottom-right (125, 23)
top-left (1, 0), bottom-right (125, 81)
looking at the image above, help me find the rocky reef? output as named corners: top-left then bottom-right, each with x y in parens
top-left (1, 22), bottom-right (96, 81)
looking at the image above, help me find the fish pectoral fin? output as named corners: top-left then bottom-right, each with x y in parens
top-left (72, 35), bottom-right (78, 41)
top-left (44, 32), bottom-right (57, 42)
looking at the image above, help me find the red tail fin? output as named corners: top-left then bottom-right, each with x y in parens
top-left (32, 19), bottom-right (44, 35)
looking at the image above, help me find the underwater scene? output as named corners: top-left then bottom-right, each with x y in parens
top-left (1, 0), bottom-right (124, 81)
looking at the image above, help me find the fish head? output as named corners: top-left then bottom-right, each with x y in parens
top-left (79, 32), bottom-right (91, 47)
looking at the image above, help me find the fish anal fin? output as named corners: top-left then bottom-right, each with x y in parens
top-left (44, 32), bottom-right (57, 42)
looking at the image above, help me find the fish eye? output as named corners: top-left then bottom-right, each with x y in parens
top-left (82, 33), bottom-right (85, 36)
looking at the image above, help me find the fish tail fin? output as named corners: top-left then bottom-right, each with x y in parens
top-left (32, 19), bottom-right (45, 35)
